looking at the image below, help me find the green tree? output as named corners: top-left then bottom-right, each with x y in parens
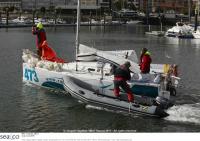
top-left (49, 5), bottom-right (55, 13)
top-left (40, 7), bottom-right (46, 18)
top-left (113, 0), bottom-right (128, 11)
top-left (9, 6), bottom-right (15, 12)
top-left (128, 0), bottom-right (137, 11)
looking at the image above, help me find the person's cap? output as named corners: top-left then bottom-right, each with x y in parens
top-left (124, 61), bottom-right (131, 67)
top-left (142, 48), bottom-right (148, 52)
top-left (36, 22), bottom-right (43, 29)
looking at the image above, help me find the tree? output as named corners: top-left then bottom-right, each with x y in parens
top-left (3, 6), bottom-right (16, 13)
top-left (49, 5), bottom-right (55, 13)
top-left (113, 0), bottom-right (128, 11)
top-left (40, 7), bottom-right (46, 18)
top-left (9, 6), bottom-right (15, 12)
top-left (128, 0), bottom-right (137, 11)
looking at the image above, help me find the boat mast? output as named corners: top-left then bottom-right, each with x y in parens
top-left (194, 1), bottom-right (199, 31)
top-left (188, 0), bottom-right (191, 23)
top-left (76, 0), bottom-right (80, 71)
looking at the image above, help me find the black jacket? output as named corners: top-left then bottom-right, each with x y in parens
top-left (114, 65), bottom-right (131, 80)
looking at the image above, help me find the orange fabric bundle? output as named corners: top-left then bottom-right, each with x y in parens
top-left (40, 41), bottom-right (65, 63)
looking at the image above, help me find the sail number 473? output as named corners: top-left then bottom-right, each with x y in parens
top-left (24, 68), bottom-right (39, 82)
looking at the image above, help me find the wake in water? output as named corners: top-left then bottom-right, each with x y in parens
top-left (86, 104), bottom-right (120, 114)
top-left (86, 103), bottom-right (200, 123)
top-left (165, 103), bottom-right (200, 125)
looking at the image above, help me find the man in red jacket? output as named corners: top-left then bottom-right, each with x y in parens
top-left (113, 61), bottom-right (134, 102)
top-left (32, 22), bottom-right (47, 57)
top-left (139, 48), bottom-right (152, 73)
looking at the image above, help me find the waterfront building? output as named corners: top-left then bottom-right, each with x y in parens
top-left (0, 0), bottom-right (21, 10)
top-left (139, 0), bottom-right (197, 14)
top-left (21, 0), bottom-right (102, 10)
top-left (21, 0), bottom-right (66, 10)
top-left (127, 0), bottom-right (139, 8)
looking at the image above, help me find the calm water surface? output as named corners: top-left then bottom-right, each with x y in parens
top-left (0, 25), bottom-right (200, 132)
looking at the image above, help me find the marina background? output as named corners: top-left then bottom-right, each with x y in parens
top-left (1, 0), bottom-right (200, 27)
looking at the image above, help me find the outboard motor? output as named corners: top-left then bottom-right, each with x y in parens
top-left (166, 82), bottom-right (177, 96)
top-left (165, 64), bottom-right (179, 96)
top-left (154, 96), bottom-right (174, 109)
top-left (97, 61), bottom-right (105, 80)
top-left (155, 105), bottom-right (169, 118)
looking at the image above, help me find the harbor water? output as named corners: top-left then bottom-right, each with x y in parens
top-left (0, 25), bottom-right (200, 132)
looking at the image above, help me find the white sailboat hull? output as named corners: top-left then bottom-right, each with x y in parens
top-left (23, 63), bottom-right (67, 91)
top-left (23, 59), bottom-right (173, 103)
top-left (22, 46), bottom-right (178, 117)
top-left (145, 31), bottom-right (165, 36)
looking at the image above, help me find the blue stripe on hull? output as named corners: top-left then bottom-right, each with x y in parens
top-left (131, 85), bottom-right (158, 98)
top-left (42, 82), bottom-right (65, 91)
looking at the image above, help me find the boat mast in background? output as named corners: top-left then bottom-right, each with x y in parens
top-left (188, 0), bottom-right (191, 23)
top-left (75, 0), bottom-right (80, 71)
top-left (194, 1), bottom-right (199, 32)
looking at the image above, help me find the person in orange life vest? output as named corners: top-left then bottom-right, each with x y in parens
top-left (32, 22), bottom-right (47, 57)
top-left (40, 41), bottom-right (65, 63)
top-left (113, 61), bottom-right (134, 102)
top-left (139, 48), bottom-right (152, 73)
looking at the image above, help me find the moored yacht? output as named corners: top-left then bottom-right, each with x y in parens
top-left (166, 22), bottom-right (193, 38)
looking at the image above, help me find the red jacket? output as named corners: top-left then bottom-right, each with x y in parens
top-left (140, 52), bottom-right (152, 73)
top-left (32, 27), bottom-right (47, 48)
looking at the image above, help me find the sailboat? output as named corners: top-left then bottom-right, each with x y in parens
top-left (22, 0), bottom-right (180, 117)
top-left (165, 22), bottom-right (193, 38)
top-left (145, 17), bottom-right (165, 36)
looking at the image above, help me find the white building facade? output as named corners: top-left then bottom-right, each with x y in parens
top-left (21, 0), bottom-right (102, 10)
top-left (0, 0), bottom-right (21, 9)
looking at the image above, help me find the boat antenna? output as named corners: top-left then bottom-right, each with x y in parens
top-left (75, 0), bottom-right (81, 71)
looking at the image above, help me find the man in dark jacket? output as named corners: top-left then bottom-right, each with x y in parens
top-left (32, 22), bottom-right (47, 57)
top-left (139, 48), bottom-right (152, 73)
top-left (113, 61), bottom-right (134, 102)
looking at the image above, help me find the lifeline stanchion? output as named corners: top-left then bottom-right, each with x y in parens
top-left (129, 102), bottom-right (131, 114)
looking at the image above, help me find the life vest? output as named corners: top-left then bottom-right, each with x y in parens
top-left (114, 65), bottom-right (131, 81)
